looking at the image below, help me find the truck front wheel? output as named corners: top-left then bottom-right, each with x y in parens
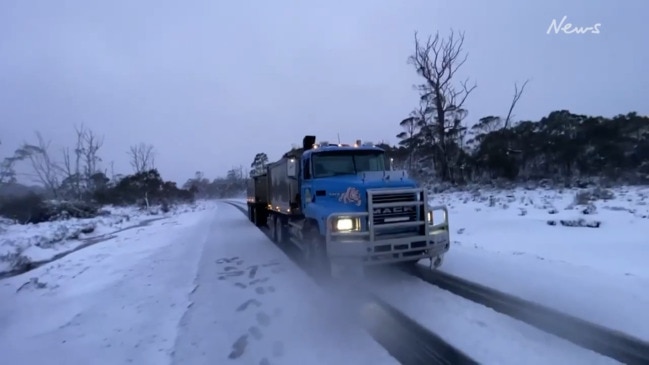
top-left (303, 227), bottom-right (330, 278)
top-left (396, 259), bottom-right (420, 272)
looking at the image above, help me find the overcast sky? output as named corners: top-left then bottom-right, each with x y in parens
top-left (1, 0), bottom-right (647, 184)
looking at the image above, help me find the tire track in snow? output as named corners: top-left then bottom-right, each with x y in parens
top-left (407, 265), bottom-right (649, 365)
top-left (223, 200), bottom-right (477, 365)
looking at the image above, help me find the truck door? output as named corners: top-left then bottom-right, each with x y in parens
top-left (302, 157), bottom-right (313, 210)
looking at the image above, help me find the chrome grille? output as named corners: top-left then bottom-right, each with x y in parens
top-left (371, 192), bottom-right (417, 204)
top-left (371, 192), bottom-right (419, 225)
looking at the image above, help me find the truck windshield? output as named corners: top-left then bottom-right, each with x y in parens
top-left (312, 151), bottom-right (386, 177)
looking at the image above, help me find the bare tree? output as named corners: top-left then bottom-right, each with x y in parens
top-left (0, 140), bottom-right (20, 185)
top-left (128, 143), bottom-right (156, 173)
top-left (408, 30), bottom-right (477, 181)
top-left (80, 127), bottom-right (104, 178)
top-left (19, 132), bottom-right (61, 197)
top-left (109, 160), bottom-right (116, 182)
top-left (70, 125), bottom-right (85, 196)
top-left (58, 125), bottom-right (105, 199)
top-left (59, 146), bottom-right (77, 198)
top-left (397, 100), bottom-right (428, 171)
top-left (468, 80), bottom-right (530, 143)
top-left (503, 79), bottom-right (530, 129)
top-left (0, 158), bottom-right (14, 185)
top-left (60, 147), bottom-right (73, 180)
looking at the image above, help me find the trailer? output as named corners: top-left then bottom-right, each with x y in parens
top-left (246, 135), bottom-right (450, 278)
top-left (246, 173), bottom-right (268, 227)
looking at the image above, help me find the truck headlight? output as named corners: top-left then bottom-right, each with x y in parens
top-left (336, 218), bottom-right (353, 231)
top-left (426, 211), bottom-right (433, 223)
top-left (334, 217), bottom-right (359, 232)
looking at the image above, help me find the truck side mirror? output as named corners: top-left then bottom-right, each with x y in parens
top-left (287, 158), bottom-right (297, 178)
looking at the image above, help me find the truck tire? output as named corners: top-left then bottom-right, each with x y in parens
top-left (398, 255), bottom-right (442, 271)
top-left (253, 206), bottom-right (266, 227)
top-left (268, 214), bottom-right (278, 242)
top-left (303, 226), bottom-right (330, 278)
top-left (275, 216), bottom-right (287, 245)
top-left (248, 205), bottom-right (254, 222)
top-left (396, 259), bottom-right (420, 272)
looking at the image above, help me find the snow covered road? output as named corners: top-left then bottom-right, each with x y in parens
top-left (171, 203), bottom-right (396, 365)
top-left (225, 200), bottom-right (621, 364)
top-left (0, 196), bottom-right (637, 365)
top-left (231, 188), bottom-right (649, 346)
top-left (365, 268), bottom-right (619, 365)
top-left (0, 202), bottom-right (396, 365)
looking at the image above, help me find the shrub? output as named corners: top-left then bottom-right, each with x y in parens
top-left (0, 193), bottom-right (49, 224)
top-left (0, 194), bottom-right (102, 224)
top-left (574, 187), bottom-right (615, 205)
top-left (45, 200), bottom-right (100, 220)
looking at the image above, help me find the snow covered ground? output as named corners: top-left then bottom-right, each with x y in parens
top-left (430, 186), bottom-right (649, 341)
top-left (0, 203), bottom-right (202, 277)
top-left (364, 268), bottom-right (618, 365)
top-left (2, 190), bottom-right (644, 364)
top-left (235, 185), bottom-right (649, 342)
top-left (0, 201), bottom-right (397, 365)
top-left (217, 200), bottom-right (622, 364)
top-left (0, 202), bottom-right (217, 365)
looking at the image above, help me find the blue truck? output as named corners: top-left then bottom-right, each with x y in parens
top-left (246, 135), bottom-right (450, 277)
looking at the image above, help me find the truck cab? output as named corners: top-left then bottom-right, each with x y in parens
top-left (247, 135), bottom-right (450, 277)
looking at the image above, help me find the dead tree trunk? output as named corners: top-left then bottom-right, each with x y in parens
top-left (408, 30), bottom-right (476, 182)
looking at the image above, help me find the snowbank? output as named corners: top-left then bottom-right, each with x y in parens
top-left (0, 201), bottom-right (215, 277)
top-left (0, 202), bottom-right (218, 365)
top-left (429, 186), bottom-right (649, 340)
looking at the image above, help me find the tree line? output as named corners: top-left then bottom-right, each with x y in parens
top-left (245, 30), bottom-right (648, 187)
top-left (180, 169), bottom-right (248, 200)
top-left (0, 123), bottom-right (252, 225)
top-left (384, 109), bottom-right (649, 185)
top-left (5, 28), bottom-right (645, 226)
top-left (0, 125), bottom-right (197, 224)
top-left (383, 30), bottom-right (648, 185)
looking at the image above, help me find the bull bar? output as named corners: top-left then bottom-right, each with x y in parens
top-left (325, 188), bottom-right (450, 265)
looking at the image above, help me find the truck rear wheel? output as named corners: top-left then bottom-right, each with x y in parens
top-left (268, 214), bottom-right (278, 242)
top-left (248, 205), bottom-right (254, 222)
top-left (253, 206), bottom-right (266, 227)
top-left (303, 226), bottom-right (330, 278)
top-left (274, 216), bottom-right (287, 245)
